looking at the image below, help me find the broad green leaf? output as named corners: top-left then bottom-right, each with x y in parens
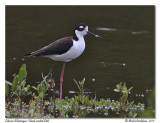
top-left (12, 75), bottom-right (19, 91)
top-left (18, 64), bottom-right (27, 81)
top-left (5, 80), bottom-right (12, 86)
top-left (5, 84), bottom-right (9, 97)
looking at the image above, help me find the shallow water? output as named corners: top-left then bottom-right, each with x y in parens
top-left (5, 6), bottom-right (155, 117)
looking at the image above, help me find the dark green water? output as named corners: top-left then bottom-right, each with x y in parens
top-left (6, 6), bottom-right (155, 117)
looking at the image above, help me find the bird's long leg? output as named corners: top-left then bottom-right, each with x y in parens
top-left (60, 61), bottom-right (66, 100)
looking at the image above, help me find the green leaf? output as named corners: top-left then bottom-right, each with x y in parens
top-left (26, 85), bottom-right (30, 91)
top-left (123, 82), bottom-right (126, 87)
top-left (73, 79), bottom-right (80, 90)
top-left (130, 101), bottom-right (134, 105)
top-left (121, 92), bottom-right (128, 103)
top-left (5, 84), bottom-right (9, 97)
top-left (128, 87), bottom-right (133, 92)
top-left (116, 82), bottom-right (122, 90)
top-left (81, 78), bottom-right (85, 85)
top-left (39, 92), bottom-right (44, 99)
top-left (37, 84), bottom-right (40, 91)
top-left (122, 82), bottom-right (128, 93)
top-left (21, 81), bottom-right (26, 87)
top-left (5, 80), bottom-right (12, 86)
top-left (12, 75), bottom-right (19, 91)
top-left (31, 86), bottom-right (37, 90)
top-left (18, 64), bottom-right (27, 81)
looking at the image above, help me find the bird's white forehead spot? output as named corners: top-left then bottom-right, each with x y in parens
top-left (79, 26), bottom-right (84, 29)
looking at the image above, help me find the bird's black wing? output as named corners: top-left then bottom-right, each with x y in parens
top-left (26, 37), bottom-right (73, 56)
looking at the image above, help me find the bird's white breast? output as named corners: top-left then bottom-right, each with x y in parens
top-left (46, 38), bottom-right (85, 62)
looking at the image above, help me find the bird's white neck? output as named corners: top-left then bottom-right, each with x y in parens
top-left (75, 30), bottom-right (85, 40)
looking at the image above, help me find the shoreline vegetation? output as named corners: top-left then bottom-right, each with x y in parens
top-left (5, 64), bottom-right (146, 118)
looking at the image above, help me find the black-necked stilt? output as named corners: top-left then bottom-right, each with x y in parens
top-left (26, 23), bottom-right (101, 100)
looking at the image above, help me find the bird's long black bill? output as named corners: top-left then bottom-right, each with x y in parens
top-left (87, 31), bottom-right (102, 38)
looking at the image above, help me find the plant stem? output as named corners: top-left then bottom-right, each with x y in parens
top-left (40, 102), bottom-right (43, 116)
top-left (6, 91), bottom-right (13, 102)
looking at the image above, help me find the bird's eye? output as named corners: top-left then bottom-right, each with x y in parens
top-left (78, 25), bottom-right (85, 31)
top-left (79, 28), bottom-right (84, 31)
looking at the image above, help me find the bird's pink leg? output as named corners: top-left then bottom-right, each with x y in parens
top-left (60, 61), bottom-right (66, 100)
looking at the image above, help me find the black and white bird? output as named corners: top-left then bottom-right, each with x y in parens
top-left (26, 23), bottom-right (102, 100)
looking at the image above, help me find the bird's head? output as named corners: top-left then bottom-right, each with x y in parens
top-left (73, 23), bottom-right (102, 40)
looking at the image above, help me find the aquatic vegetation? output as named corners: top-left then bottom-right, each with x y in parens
top-left (5, 64), bottom-right (145, 118)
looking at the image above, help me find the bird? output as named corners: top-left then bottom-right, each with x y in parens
top-left (25, 23), bottom-right (102, 100)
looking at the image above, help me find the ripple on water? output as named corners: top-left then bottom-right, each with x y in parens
top-left (96, 28), bottom-right (117, 31)
top-left (92, 78), bottom-right (95, 82)
top-left (131, 31), bottom-right (148, 35)
top-left (99, 62), bottom-right (127, 67)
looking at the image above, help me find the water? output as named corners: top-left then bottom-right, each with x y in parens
top-left (5, 6), bottom-right (155, 117)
